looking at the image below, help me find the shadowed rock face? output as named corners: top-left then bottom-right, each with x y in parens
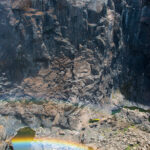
top-left (0, 0), bottom-right (150, 106)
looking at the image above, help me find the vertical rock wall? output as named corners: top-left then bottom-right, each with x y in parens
top-left (119, 0), bottom-right (150, 105)
top-left (0, 0), bottom-right (149, 106)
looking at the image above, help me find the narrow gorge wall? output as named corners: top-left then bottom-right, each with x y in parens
top-left (119, 0), bottom-right (150, 106)
top-left (0, 0), bottom-right (149, 106)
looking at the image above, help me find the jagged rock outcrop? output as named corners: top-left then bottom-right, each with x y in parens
top-left (0, 101), bottom-right (150, 150)
top-left (0, 0), bottom-right (140, 105)
top-left (0, 0), bottom-right (150, 106)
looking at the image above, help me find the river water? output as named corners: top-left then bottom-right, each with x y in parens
top-left (12, 141), bottom-right (87, 150)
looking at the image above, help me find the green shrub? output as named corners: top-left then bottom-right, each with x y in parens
top-left (13, 127), bottom-right (35, 138)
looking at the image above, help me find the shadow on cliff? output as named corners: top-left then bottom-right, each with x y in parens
top-left (112, 0), bottom-right (150, 107)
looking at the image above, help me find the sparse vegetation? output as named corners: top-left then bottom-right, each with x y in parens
top-left (111, 108), bottom-right (122, 115)
top-left (13, 127), bottom-right (35, 139)
top-left (110, 105), bottom-right (150, 117)
top-left (89, 119), bottom-right (100, 123)
top-left (123, 127), bottom-right (128, 132)
top-left (124, 106), bottom-right (150, 113)
top-left (125, 144), bottom-right (139, 150)
top-left (125, 145), bottom-right (132, 150)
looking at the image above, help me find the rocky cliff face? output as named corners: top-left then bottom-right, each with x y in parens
top-left (0, 0), bottom-right (150, 106)
top-left (1, 1), bottom-right (150, 149)
top-left (1, 0), bottom-right (148, 106)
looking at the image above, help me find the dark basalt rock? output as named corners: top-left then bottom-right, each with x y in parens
top-left (0, 0), bottom-right (150, 107)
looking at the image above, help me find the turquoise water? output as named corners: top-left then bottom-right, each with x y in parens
top-left (12, 142), bottom-right (86, 150)
top-left (13, 143), bottom-right (31, 150)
